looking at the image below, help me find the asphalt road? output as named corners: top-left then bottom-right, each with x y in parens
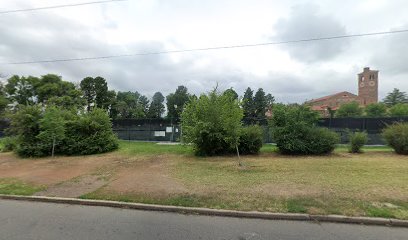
top-left (0, 200), bottom-right (406, 240)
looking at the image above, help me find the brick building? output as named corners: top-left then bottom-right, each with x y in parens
top-left (306, 67), bottom-right (379, 116)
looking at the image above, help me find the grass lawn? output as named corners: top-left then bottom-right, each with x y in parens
top-left (1, 140), bottom-right (407, 220)
top-left (0, 178), bottom-right (45, 195)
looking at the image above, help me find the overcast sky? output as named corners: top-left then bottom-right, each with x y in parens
top-left (1, 0), bottom-right (408, 102)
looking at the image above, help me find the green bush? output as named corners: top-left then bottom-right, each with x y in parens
top-left (383, 123), bottom-right (408, 155)
top-left (0, 136), bottom-right (17, 152)
top-left (271, 104), bottom-right (339, 155)
top-left (238, 125), bottom-right (263, 155)
top-left (9, 105), bottom-right (118, 157)
top-left (181, 89), bottom-right (243, 156)
top-left (62, 109), bottom-right (118, 155)
top-left (348, 131), bottom-right (368, 153)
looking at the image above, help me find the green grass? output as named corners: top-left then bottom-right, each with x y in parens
top-left (118, 141), bottom-right (193, 156)
top-left (0, 178), bottom-right (45, 195)
top-left (117, 141), bottom-right (392, 156)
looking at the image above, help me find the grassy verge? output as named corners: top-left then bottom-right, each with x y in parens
top-left (0, 178), bottom-right (45, 195)
top-left (118, 141), bottom-right (193, 156)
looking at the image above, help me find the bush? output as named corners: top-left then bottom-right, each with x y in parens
top-left (0, 136), bottom-right (17, 152)
top-left (62, 109), bottom-right (119, 155)
top-left (335, 101), bottom-right (363, 118)
top-left (181, 89), bottom-right (243, 156)
top-left (383, 123), bottom-right (408, 155)
top-left (9, 105), bottom-right (118, 157)
top-left (238, 125), bottom-right (263, 155)
top-left (271, 104), bottom-right (339, 155)
top-left (348, 131), bottom-right (368, 153)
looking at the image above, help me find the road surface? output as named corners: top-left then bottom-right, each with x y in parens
top-left (0, 199), bottom-right (406, 240)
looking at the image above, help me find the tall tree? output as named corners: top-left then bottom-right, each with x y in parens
top-left (5, 75), bottom-right (38, 105)
top-left (254, 88), bottom-right (267, 120)
top-left (114, 91), bottom-right (145, 119)
top-left (265, 93), bottom-right (275, 109)
top-left (242, 87), bottom-right (255, 121)
top-left (148, 92), bottom-right (165, 118)
top-left (223, 88), bottom-right (239, 100)
top-left (0, 83), bottom-right (8, 116)
top-left (80, 76), bottom-right (110, 111)
top-left (166, 86), bottom-right (190, 121)
top-left (383, 88), bottom-right (408, 107)
top-left (139, 95), bottom-right (150, 117)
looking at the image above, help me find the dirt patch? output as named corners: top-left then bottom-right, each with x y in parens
top-left (105, 157), bottom-right (187, 197)
top-left (0, 153), bottom-right (118, 186)
top-left (34, 175), bottom-right (108, 198)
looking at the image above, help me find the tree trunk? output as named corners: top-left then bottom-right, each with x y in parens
top-left (52, 137), bottom-right (56, 158)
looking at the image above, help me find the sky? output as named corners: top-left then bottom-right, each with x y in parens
top-left (0, 0), bottom-right (408, 103)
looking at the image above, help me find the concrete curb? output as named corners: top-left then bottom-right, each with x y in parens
top-left (1, 194), bottom-right (406, 227)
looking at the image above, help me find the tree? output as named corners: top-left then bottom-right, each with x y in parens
top-left (242, 87), bottom-right (255, 122)
top-left (5, 75), bottom-right (38, 105)
top-left (181, 89), bottom-right (243, 156)
top-left (37, 107), bottom-right (66, 157)
top-left (365, 103), bottom-right (388, 117)
top-left (80, 76), bottom-right (111, 111)
top-left (114, 91), bottom-right (145, 119)
top-left (383, 88), bottom-right (408, 107)
top-left (166, 86), bottom-right (190, 121)
top-left (265, 93), bottom-right (275, 109)
top-left (138, 95), bottom-right (150, 117)
top-left (335, 102), bottom-right (363, 118)
top-left (0, 83), bottom-right (8, 116)
top-left (254, 88), bottom-right (267, 121)
top-left (223, 88), bottom-right (238, 100)
top-left (389, 103), bottom-right (408, 117)
top-left (36, 74), bottom-right (84, 108)
top-left (148, 92), bottom-right (165, 118)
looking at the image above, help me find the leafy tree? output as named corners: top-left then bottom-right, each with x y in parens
top-left (80, 76), bottom-right (111, 111)
top-left (383, 88), bottom-right (408, 107)
top-left (166, 86), bottom-right (190, 121)
top-left (365, 103), bottom-right (388, 117)
top-left (0, 83), bottom-right (8, 116)
top-left (148, 92), bottom-right (165, 118)
top-left (265, 93), bottom-right (275, 109)
top-left (242, 87), bottom-right (255, 122)
top-left (181, 89), bottom-right (243, 156)
top-left (335, 101), bottom-right (363, 118)
top-left (139, 95), bottom-right (150, 117)
top-left (223, 88), bottom-right (239, 100)
top-left (254, 88), bottom-right (267, 120)
top-left (5, 75), bottom-right (38, 105)
top-left (37, 107), bottom-right (66, 157)
top-left (114, 91), bottom-right (145, 119)
top-left (389, 103), bottom-right (408, 117)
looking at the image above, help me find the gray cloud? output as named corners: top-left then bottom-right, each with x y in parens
top-left (274, 4), bottom-right (349, 63)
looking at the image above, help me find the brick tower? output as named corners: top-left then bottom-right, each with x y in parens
top-left (358, 67), bottom-right (379, 105)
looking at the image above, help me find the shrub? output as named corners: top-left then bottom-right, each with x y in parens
top-left (365, 103), bottom-right (388, 117)
top-left (271, 104), bottom-right (339, 155)
top-left (9, 105), bottom-right (118, 157)
top-left (62, 109), bottom-right (119, 155)
top-left (389, 103), bottom-right (408, 117)
top-left (383, 123), bottom-right (408, 155)
top-left (0, 136), bottom-right (17, 152)
top-left (238, 125), bottom-right (263, 155)
top-left (348, 131), bottom-right (368, 153)
top-left (181, 89), bottom-right (243, 156)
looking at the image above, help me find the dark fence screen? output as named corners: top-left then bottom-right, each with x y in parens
top-left (317, 117), bottom-right (408, 145)
top-left (112, 119), bottom-right (180, 142)
top-left (0, 120), bottom-right (8, 138)
top-left (1, 117), bottom-right (408, 145)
